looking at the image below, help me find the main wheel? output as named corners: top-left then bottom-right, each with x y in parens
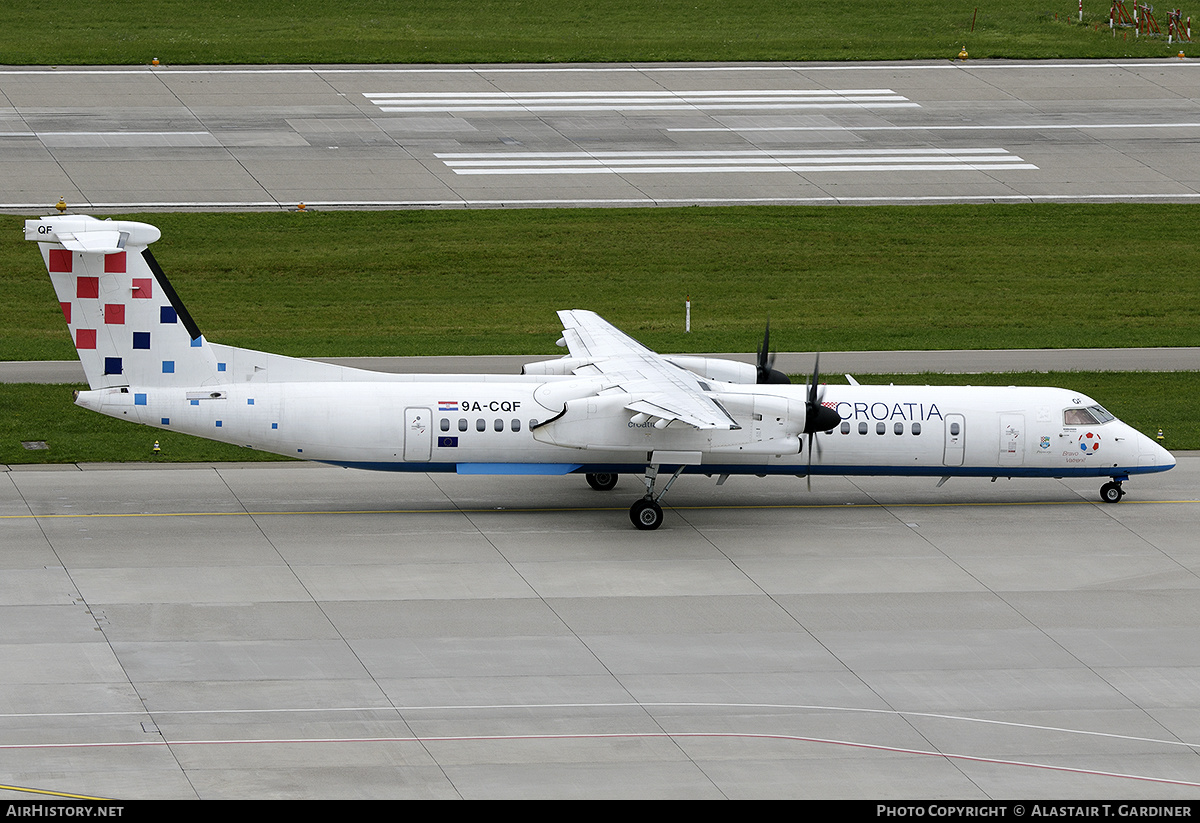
top-left (586, 472), bottom-right (618, 491)
top-left (1100, 481), bottom-right (1124, 504)
top-left (629, 498), bottom-right (664, 530)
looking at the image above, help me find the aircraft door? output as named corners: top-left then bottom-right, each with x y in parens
top-left (943, 413), bottom-right (965, 466)
top-left (999, 413), bottom-right (1024, 466)
top-left (404, 407), bottom-right (432, 461)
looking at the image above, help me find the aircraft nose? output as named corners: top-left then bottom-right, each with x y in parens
top-left (1158, 441), bottom-right (1177, 469)
top-left (1140, 431), bottom-right (1176, 469)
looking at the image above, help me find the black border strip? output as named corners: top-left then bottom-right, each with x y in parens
top-left (141, 248), bottom-right (202, 342)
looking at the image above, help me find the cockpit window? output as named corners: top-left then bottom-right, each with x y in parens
top-left (1064, 405), bottom-right (1114, 426)
top-left (1064, 408), bottom-right (1097, 426)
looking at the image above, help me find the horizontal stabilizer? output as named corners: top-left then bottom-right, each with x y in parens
top-left (55, 230), bottom-right (126, 254)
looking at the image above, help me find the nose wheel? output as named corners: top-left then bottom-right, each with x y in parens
top-left (1100, 481), bottom-right (1125, 503)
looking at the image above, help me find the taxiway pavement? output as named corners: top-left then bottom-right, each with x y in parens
top-left (1, 457), bottom-right (1197, 799)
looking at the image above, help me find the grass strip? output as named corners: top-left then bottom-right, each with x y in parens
top-left (0, 1), bottom-right (1191, 64)
top-left (4, 205), bottom-right (1199, 361)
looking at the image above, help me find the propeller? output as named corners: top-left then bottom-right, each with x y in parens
top-left (803, 354), bottom-right (842, 490)
top-left (755, 321), bottom-right (790, 385)
top-left (753, 322), bottom-right (838, 489)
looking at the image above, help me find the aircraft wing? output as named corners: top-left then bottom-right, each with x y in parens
top-left (556, 310), bottom-right (739, 430)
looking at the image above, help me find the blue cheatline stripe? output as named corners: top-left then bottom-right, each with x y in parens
top-left (317, 460), bottom-right (1171, 479)
top-left (456, 463), bottom-right (584, 476)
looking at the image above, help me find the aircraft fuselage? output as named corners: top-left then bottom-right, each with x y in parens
top-left (75, 378), bottom-right (1173, 481)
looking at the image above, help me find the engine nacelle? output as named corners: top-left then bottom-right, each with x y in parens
top-left (531, 389), bottom-right (808, 456)
top-left (522, 357), bottom-right (594, 376)
top-left (664, 356), bottom-right (758, 385)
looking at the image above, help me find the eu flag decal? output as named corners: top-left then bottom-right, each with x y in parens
top-left (437, 436), bottom-right (459, 448)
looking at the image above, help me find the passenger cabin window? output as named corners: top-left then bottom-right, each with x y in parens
top-left (458, 419), bottom-right (468, 432)
top-left (476, 418), bottom-right (486, 432)
top-left (511, 419), bottom-right (522, 432)
top-left (440, 419), bottom-right (450, 432)
top-left (894, 422), bottom-right (904, 435)
top-left (840, 422), bottom-right (850, 435)
top-left (912, 422), bottom-right (921, 435)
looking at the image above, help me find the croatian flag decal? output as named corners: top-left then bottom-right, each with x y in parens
top-left (438, 400), bottom-right (459, 411)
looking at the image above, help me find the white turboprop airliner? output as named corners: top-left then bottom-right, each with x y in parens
top-left (27, 215), bottom-right (1176, 529)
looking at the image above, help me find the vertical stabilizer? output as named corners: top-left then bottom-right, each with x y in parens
top-left (26, 215), bottom-right (221, 389)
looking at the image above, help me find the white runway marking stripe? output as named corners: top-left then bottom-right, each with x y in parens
top-left (435, 148), bottom-right (1038, 175)
top-left (364, 88), bottom-right (918, 113)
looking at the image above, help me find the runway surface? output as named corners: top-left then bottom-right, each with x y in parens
top-left (1, 457), bottom-right (1198, 799)
top-left (2, 60), bottom-right (1200, 210)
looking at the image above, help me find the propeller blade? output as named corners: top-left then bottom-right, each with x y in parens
top-left (756, 320), bottom-right (790, 384)
top-left (807, 353), bottom-right (820, 408)
top-left (803, 354), bottom-right (841, 491)
top-left (803, 354), bottom-right (841, 434)
top-left (806, 431), bottom-right (814, 491)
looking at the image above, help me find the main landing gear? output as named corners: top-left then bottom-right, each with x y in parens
top-left (1100, 480), bottom-right (1126, 504)
top-left (628, 463), bottom-right (686, 531)
top-left (630, 498), bottom-right (664, 530)
top-left (585, 470), bottom-right (670, 530)
top-left (585, 472), bottom-right (618, 491)
top-left (584, 468), bottom-right (682, 530)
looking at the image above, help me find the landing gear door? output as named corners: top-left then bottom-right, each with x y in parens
top-left (943, 413), bottom-right (965, 467)
top-left (404, 407), bottom-right (432, 462)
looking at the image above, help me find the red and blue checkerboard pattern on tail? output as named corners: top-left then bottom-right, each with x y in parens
top-left (42, 239), bottom-right (221, 390)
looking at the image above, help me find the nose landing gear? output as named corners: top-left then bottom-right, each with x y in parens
top-left (1100, 480), bottom-right (1125, 504)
